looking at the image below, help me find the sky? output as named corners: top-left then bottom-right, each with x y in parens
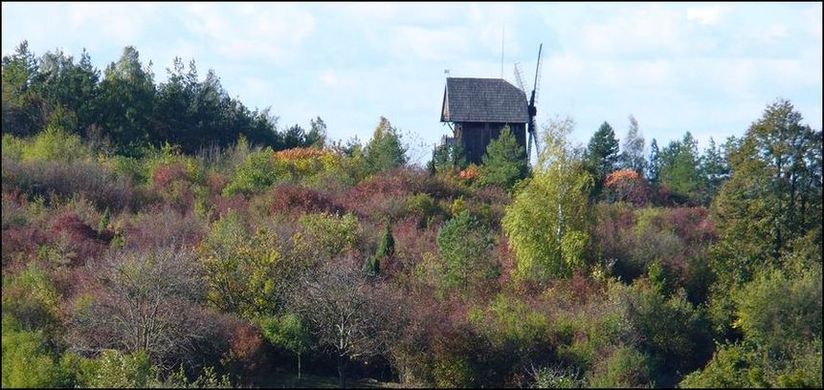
top-left (2, 2), bottom-right (822, 165)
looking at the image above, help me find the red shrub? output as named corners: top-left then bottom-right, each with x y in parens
top-left (392, 216), bottom-right (439, 273)
top-left (47, 212), bottom-right (111, 266)
top-left (267, 184), bottom-right (341, 215)
top-left (121, 206), bottom-right (205, 250)
top-left (213, 194), bottom-right (249, 220)
top-left (604, 169), bottom-right (651, 205)
top-left (662, 207), bottom-right (715, 244)
top-left (206, 172), bottom-right (228, 195)
top-left (224, 322), bottom-right (268, 375)
top-left (1, 226), bottom-right (49, 270)
top-left (151, 163), bottom-right (190, 189)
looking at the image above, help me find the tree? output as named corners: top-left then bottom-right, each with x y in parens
top-left (699, 137), bottom-right (729, 203)
top-left (290, 261), bottom-right (395, 388)
top-left (478, 126), bottom-right (528, 189)
top-left (428, 139), bottom-right (466, 174)
top-left (365, 222), bottom-right (394, 276)
top-left (97, 46), bottom-right (156, 154)
top-left (647, 138), bottom-right (660, 185)
top-left (198, 212), bottom-right (287, 317)
top-left (587, 121), bottom-right (620, 189)
top-left (619, 115), bottom-right (646, 175)
top-left (711, 99), bottom-right (822, 286)
top-left (2, 41), bottom-right (45, 136)
top-left (260, 313), bottom-right (310, 379)
top-left (437, 210), bottom-right (496, 292)
top-left (66, 247), bottom-right (211, 366)
top-left (502, 116), bottom-right (594, 282)
top-left (363, 117), bottom-right (407, 175)
top-left (659, 132), bottom-right (703, 203)
top-left (308, 116), bottom-right (327, 148)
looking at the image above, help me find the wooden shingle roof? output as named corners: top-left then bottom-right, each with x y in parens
top-left (440, 77), bottom-right (529, 123)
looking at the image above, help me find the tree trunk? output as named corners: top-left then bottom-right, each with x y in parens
top-left (297, 353), bottom-right (301, 380)
top-left (337, 355), bottom-right (347, 388)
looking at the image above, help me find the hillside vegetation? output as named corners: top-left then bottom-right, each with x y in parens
top-left (2, 43), bottom-right (821, 388)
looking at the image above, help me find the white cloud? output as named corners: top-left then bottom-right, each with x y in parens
top-left (319, 70), bottom-right (338, 88)
top-left (390, 26), bottom-right (469, 61)
top-left (183, 3), bottom-right (316, 65)
top-left (687, 5), bottom-right (724, 25)
top-left (578, 6), bottom-right (684, 58)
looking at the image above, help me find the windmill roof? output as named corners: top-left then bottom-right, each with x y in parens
top-left (441, 77), bottom-right (529, 123)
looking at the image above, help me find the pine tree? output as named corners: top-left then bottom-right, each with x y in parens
top-left (586, 121), bottom-right (620, 197)
top-left (363, 117), bottom-right (407, 175)
top-left (479, 126), bottom-right (528, 189)
top-left (365, 222), bottom-right (394, 276)
top-left (647, 138), bottom-right (661, 185)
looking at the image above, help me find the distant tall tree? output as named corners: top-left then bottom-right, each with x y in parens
top-left (586, 121), bottom-right (620, 197)
top-left (712, 99), bottom-right (822, 285)
top-left (647, 138), bottom-right (661, 185)
top-left (479, 126), bottom-right (528, 189)
top-left (620, 115), bottom-right (646, 175)
top-left (699, 137), bottom-right (729, 203)
top-left (363, 116), bottom-right (407, 175)
top-left (2, 41), bottom-right (44, 136)
top-left (659, 132), bottom-right (703, 203)
top-left (30, 48), bottom-right (100, 135)
top-left (308, 116), bottom-right (327, 148)
top-left (97, 46), bottom-right (156, 154)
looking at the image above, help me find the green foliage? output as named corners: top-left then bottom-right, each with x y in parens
top-left (298, 212), bottom-right (361, 259)
top-left (587, 121), bottom-right (620, 196)
top-left (10, 126), bottom-right (92, 162)
top-left (404, 192), bottom-right (443, 228)
top-left (437, 210), bottom-right (496, 292)
top-left (679, 339), bottom-right (823, 388)
top-left (223, 147), bottom-right (281, 196)
top-left (161, 365), bottom-right (232, 389)
top-left (698, 137), bottom-right (729, 203)
top-left (429, 140), bottom-right (467, 174)
top-left (365, 222), bottom-right (394, 276)
top-left (199, 212), bottom-right (283, 317)
top-left (432, 355), bottom-right (473, 388)
top-left (77, 349), bottom-right (154, 388)
top-left (261, 313), bottom-right (310, 379)
top-left (1, 314), bottom-right (73, 388)
top-left (469, 294), bottom-right (549, 353)
top-left (647, 138), bottom-right (660, 185)
top-left (588, 345), bottom-right (652, 388)
top-left (659, 131), bottom-right (703, 202)
top-left (478, 126), bottom-right (528, 189)
top-left (733, 266), bottom-right (822, 352)
top-left (363, 117), bottom-right (407, 175)
top-left (1, 263), bottom-right (61, 331)
top-left (1, 133), bottom-right (25, 160)
top-left (503, 117), bottom-right (593, 281)
top-left (711, 99), bottom-right (822, 287)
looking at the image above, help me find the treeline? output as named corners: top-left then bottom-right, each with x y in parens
top-left (2, 41), bottom-right (323, 155)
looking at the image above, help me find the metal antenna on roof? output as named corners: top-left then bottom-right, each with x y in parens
top-left (500, 26), bottom-right (505, 79)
